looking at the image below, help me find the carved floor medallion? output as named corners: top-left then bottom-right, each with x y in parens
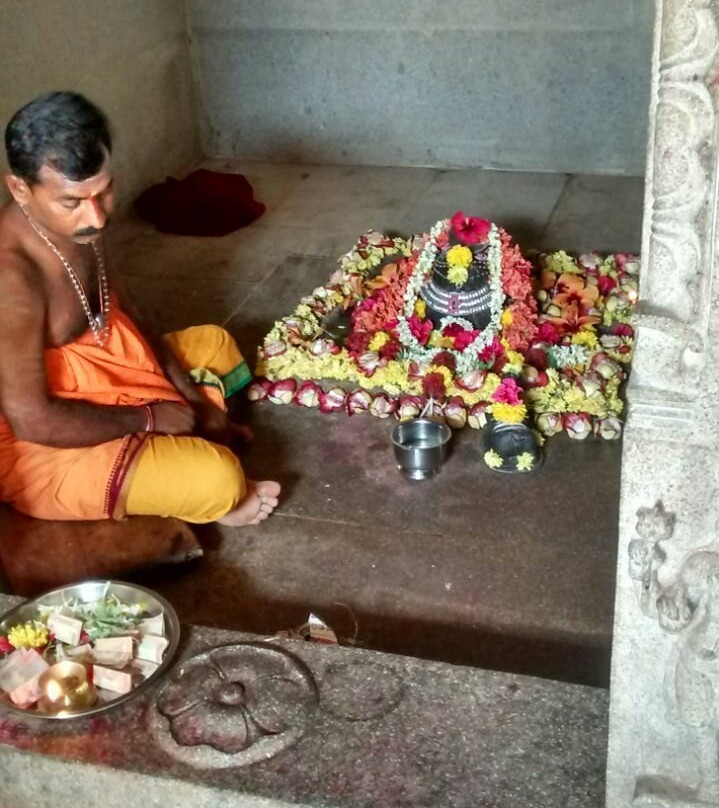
top-left (147, 643), bottom-right (318, 768)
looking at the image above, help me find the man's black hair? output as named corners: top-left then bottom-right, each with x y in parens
top-left (4, 91), bottom-right (111, 185)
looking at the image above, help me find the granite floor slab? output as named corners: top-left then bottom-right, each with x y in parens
top-left (0, 594), bottom-right (608, 808)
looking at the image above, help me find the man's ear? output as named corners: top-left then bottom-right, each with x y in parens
top-left (5, 174), bottom-right (31, 206)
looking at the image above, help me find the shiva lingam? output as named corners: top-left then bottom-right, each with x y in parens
top-left (37, 660), bottom-right (98, 715)
top-left (420, 221), bottom-right (541, 474)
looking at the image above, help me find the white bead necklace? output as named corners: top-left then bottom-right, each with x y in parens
top-left (22, 208), bottom-right (111, 347)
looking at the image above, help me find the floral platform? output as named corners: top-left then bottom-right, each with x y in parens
top-left (248, 212), bottom-right (639, 471)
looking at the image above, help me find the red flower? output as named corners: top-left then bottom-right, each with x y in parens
top-left (0, 636), bottom-right (13, 654)
top-left (450, 211), bottom-right (491, 245)
top-left (492, 377), bottom-right (523, 405)
top-left (525, 347), bottom-right (549, 370)
top-left (80, 631), bottom-right (90, 644)
top-left (536, 322), bottom-right (561, 345)
top-left (408, 315), bottom-right (433, 346)
top-left (597, 275), bottom-right (617, 296)
top-left (478, 337), bottom-right (503, 363)
top-left (379, 340), bottom-right (400, 360)
top-left (613, 323), bottom-right (634, 338)
top-left (422, 372), bottom-right (447, 400)
top-left (346, 330), bottom-right (372, 357)
top-left (432, 351), bottom-right (457, 371)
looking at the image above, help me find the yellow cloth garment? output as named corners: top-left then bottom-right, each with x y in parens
top-left (125, 435), bottom-right (246, 523)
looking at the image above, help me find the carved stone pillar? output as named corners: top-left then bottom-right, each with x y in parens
top-left (606, 1), bottom-right (719, 805)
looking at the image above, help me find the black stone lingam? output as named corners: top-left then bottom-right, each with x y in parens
top-left (420, 243), bottom-right (493, 331)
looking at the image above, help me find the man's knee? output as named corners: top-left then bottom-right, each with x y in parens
top-left (126, 436), bottom-right (246, 523)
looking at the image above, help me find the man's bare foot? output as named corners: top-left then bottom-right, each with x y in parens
top-left (216, 480), bottom-right (281, 527)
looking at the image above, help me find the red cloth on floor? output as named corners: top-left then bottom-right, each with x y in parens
top-left (135, 169), bottom-right (265, 236)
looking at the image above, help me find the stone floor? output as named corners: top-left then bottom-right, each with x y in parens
top-left (102, 161), bottom-right (644, 688)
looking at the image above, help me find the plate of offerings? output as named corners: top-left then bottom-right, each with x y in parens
top-left (0, 580), bottom-right (180, 719)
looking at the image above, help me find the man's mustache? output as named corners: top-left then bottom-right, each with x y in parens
top-left (73, 226), bottom-right (104, 237)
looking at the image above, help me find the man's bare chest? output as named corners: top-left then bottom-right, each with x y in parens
top-left (43, 251), bottom-right (103, 348)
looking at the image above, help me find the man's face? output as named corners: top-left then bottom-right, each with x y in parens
top-left (11, 156), bottom-right (115, 244)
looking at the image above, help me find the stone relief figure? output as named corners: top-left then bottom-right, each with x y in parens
top-left (629, 501), bottom-right (719, 801)
top-left (627, 501), bottom-right (673, 617)
top-left (658, 551), bottom-right (719, 802)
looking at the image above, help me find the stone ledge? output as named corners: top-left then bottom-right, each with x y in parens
top-left (0, 594), bottom-right (607, 808)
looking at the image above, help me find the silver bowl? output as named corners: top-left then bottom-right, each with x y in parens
top-left (392, 417), bottom-right (452, 480)
top-left (0, 580), bottom-right (180, 720)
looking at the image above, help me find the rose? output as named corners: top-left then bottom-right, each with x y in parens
top-left (444, 397), bottom-right (468, 429)
top-left (468, 402), bottom-right (489, 430)
top-left (455, 369), bottom-right (487, 391)
top-left (357, 351), bottom-right (384, 376)
top-left (268, 379), bottom-right (297, 405)
top-left (294, 381), bottom-right (322, 408)
top-left (262, 339), bottom-right (288, 358)
top-left (594, 417), bottom-right (622, 440)
top-left (397, 395), bottom-right (422, 421)
top-left (319, 388), bottom-right (346, 413)
top-left (369, 394), bottom-right (397, 418)
top-left (536, 412), bottom-right (563, 437)
top-left (311, 339), bottom-right (340, 356)
top-left (521, 366), bottom-right (549, 388)
top-left (346, 389), bottom-right (373, 416)
top-left (563, 412), bottom-right (592, 440)
top-left (247, 379), bottom-right (272, 402)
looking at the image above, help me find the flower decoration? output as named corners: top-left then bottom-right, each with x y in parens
top-left (446, 244), bottom-right (473, 269)
top-left (7, 621), bottom-right (48, 650)
top-left (450, 211), bottom-right (491, 244)
top-left (447, 265), bottom-right (469, 287)
top-left (254, 222), bottom-right (639, 442)
top-left (483, 450), bottom-right (503, 469)
top-left (516, 453), bottom-right (535, 472)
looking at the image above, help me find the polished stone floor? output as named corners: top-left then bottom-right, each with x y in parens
top-left (108, 161), bottom-right (644, 687)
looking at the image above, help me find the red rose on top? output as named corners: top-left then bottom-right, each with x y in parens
top-left (450, 211), bottom-right (492, 245)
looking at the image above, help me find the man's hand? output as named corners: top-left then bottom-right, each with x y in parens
top-left (151, 402), bottom-right (196, 436)
top-left (192, 400), bottom-right (254, 446)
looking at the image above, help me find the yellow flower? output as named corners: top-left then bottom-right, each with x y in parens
top-left (571, 329), bottom-right (598, 350)
top-left (484, 450), bottom-right (504, 469)
top-left (369, 331), bottom-right (391, 352)
top-left (516, 452), bottom-right (534, 471)
top-left (447, 265), bottom-right (469, 287)
top-left (428, 331), bottom-right (454, 348)
top-left (481, 373), bottom-right (502, 396)
top-left (503, 350), bottom-right (525, 375)
top-left (446, 245), bottom-right (473, 269)
top-left (545, 250), bottom-right (580, 275)
top-left (414, 299), bottom-right (426, 318)
top-left (500, 310), bottom-right (513, 328)
top-left (8, 621), bottom-right (49, 649)
top-left (489, 402), bottom-right (527, 424)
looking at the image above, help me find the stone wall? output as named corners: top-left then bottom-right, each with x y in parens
top-left (0, 0), bottom-right (200, 211)
top-left (188, 0), bottom-right (654, 175)
top-left (606, 1), bottom-right (719, 805)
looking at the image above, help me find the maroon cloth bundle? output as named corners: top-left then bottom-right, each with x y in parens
top-left (135, 169), bottom-right (265, 236)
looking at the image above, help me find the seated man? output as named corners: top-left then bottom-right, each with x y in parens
top-left (0, 91), bottom-right (280, 526)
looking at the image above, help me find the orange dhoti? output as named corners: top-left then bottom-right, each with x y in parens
top-left (0, 308), bottom-right (252, 522)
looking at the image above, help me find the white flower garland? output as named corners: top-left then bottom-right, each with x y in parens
top-left (396, 220), bottom-right (506, 374)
